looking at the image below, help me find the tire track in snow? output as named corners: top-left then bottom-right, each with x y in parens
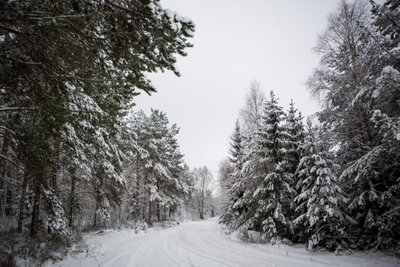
top-left (45, 219), bottom-right (400, 267)
top-left (171, 221), bottom-right (284, 267)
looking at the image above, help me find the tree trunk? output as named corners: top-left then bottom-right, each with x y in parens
top-left (93, 197), bottom-right (98, 227)
top-left (0, 128), bottom-right (10, 216)
top-left (200, 198), bottom-right (204, 220)
top-left (118, 205), bottom-right (122, 226)
top-left (156, 202), bottom-right (160, 221)
top-left (156, 180), bottom-right (160, 221)
top-left (142, 188), bottom-right (147, 221)
top-left (0, 119), bottom-right (10, 180)
top-left (136, 151), bottom-right (141, 218)
top-left (2, 174), bottom-right (7, 216)
top-left (69, 175), bottom-right (76, 227)
top-left (30, 181), bottom-right (41, 236)
top-left (200, 178), bottom-right (205, 219)
top-left (196, 193), bottom-right (203, 219)
top-left (93, 175), bottom-right (103, 227)
top-left (17, 174), bottom-right (28, 233)
top-left (51, 141), bottom-right (60, 195)
top-left (5, 187), bottom-right (13, 216)
top-left (148, 200), bottom-right (152, 224)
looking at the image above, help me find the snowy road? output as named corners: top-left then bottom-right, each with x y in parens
top-left (46, 218), bottom-right (399, 267)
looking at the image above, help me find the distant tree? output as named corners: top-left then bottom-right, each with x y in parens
top-left (220, 121), bottom-right (245, 228)
top-left (240, 80), bottom-right (265, 137)
top-left (121, 110), bottom-right (189, 223)
top-left (191, 167), bottom-right (213, 220)
top-left (217, 158), bottom-right (233, 216)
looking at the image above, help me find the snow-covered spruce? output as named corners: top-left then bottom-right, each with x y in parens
top-left (293, 121), bottom-right (348, 251)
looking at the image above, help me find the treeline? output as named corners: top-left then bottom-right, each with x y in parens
top-left (0, 0), bottom-right (195, 262)
top-left (220, 0), bottom-right (399, 253)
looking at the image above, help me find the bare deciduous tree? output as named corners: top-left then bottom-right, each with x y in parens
top-left (240, 80), bottom-right (265, 136)
top-left (192, 167), bottom-right (213, 219)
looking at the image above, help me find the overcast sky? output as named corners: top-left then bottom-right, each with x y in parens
top-left (135, 0), bottom-right (341, 175)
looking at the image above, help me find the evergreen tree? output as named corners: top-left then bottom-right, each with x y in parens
top-left (294, 121), bottom-right (347, 251)
top-left (123, 110), bottom-right (189, 223)
top-left (246, 91), bottom-right (293, 242)
top-left (285, 100), bottom-right (305, 175)
top-left (0, 0), bottom-right (195, 254)
top-left (342, 65), bottom-right (400, 250)
top-left (307, 0), bottom-right (400, 250)
top-left (284, 100), bottom-right (305, 224)
top-left (371, 0), bottom-right (400, 70)
top-left (220, 121), bottom-right (245, 228)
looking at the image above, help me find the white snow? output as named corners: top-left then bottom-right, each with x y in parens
top-left (390, 46), bottom-right (400, 58)
top-left (44, 218), bottom-right (399, 267)
top-left (379, 66), bottom-right (400, 82)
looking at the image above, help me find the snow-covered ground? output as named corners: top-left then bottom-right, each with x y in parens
top-left (44, 218), bottom-right (399, 267)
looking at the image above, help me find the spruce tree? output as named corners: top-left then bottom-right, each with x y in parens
top-left (249, 91), bottom-right (293, 242)
top-left (220, 121), bottom-right (245, 229)
top-left (294, 121), bottom-right (347, 251)
top-left (307, 0), bottom-right (400, 251)
top-left (342, 65), bottom-right (400, 250)
top-left (284, 100), bottom-right (305, 225)
top-left (285, 100), bottom-right (305, 175)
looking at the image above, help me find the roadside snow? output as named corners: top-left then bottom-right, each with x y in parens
top-left (44, 218), bottom-right (399, 267)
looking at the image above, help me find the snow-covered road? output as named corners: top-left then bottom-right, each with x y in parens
top-left (45, 218), bottom-right (399, 267)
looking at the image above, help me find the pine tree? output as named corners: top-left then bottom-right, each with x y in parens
top-left (0, 0), bottom-right (195, 249)
top-left (122, 110), bottom-right (189, 223)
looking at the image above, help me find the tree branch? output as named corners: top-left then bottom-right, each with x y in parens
top-left (0, 154), bottom-right (24, 170)
top-left (0, 24), bottom-right (22, 35)
top-left (24, 12), bottom-right (97, 20)
top-left (0, 126), bottom-right (16, 136)
top-left (0, 175), bottom-right (21, 186)
top-left (0, 107), bottom-right (36, 112)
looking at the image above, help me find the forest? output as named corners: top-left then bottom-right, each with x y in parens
top-left (220, 0), bottom-right (400, 254)
top-left (0, 0), bottom-right (214, 264)
top-left (0, 0), bottom-right (399, 266)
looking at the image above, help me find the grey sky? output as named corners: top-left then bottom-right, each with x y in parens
top-left (135, 0), bottom-right (341, 174)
